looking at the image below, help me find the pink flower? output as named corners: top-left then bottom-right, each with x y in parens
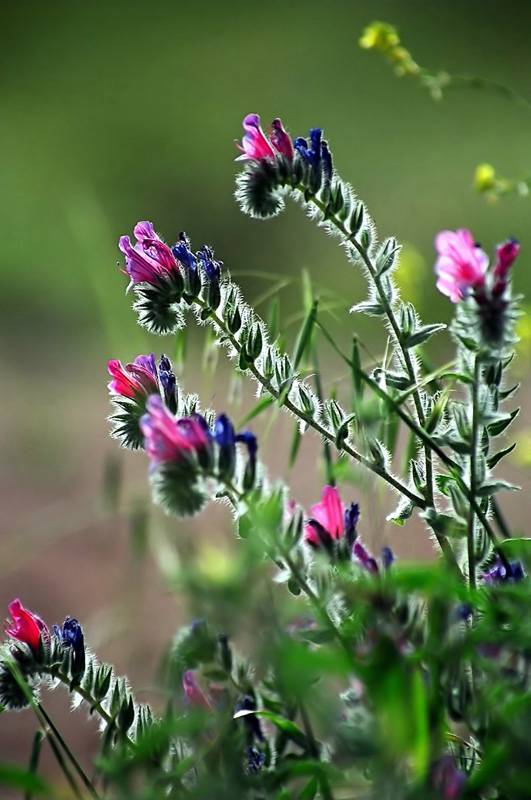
top-left (140, 395), bottom-right (210, 466)
top-left (183, 670), bottom-right (212, 710)
top-left (5, 599), bottom-right (49, 652)
top-left (236, 114), bottom-right (293, 162)
top-left (493, 237), bottom-right (520, 283)
top-left (434, 229), bottom-right (489, 302)
top-left (119, 221), bottom-right (179, 290)
top-left (305, 486), bottom-right (360, 549)
top-left (269, 118), bottom-right (294, 160)
top-left (307, 485), bottom-right (344, 545)
top-left (108, 353), bottom-right (158, 399)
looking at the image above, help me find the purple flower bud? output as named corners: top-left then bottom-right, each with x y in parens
top-left (353, 541), bottom-right (379, 574)
top-left (381, 546), bottom-right (395, 569)
top-left (344, 502), bottom-right (360, 548)
top-left (158, 354), bottom-right (177, 414)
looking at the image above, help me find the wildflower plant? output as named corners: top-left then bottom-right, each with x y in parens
top-left (1, 110), bottom-right (531, 800)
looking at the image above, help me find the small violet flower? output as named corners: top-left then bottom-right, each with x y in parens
top-left (434, 229), bottom-right (489, 303)
top-left (481, 558), bottom-right (524, 584)
top-left (140, 396), bottom-right (210, 467)
top-left (54, 617), bottom-right (85, 678)
top-left (108, 353), bottom-right (158, 399)
top-left (236, 114), bottom-right (293, 162)
top-left (5, 599), bottom-right (49, 652)
top-left (119, 221), bottom-right (180, 290)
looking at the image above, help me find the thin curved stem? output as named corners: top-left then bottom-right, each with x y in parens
top-left (305, 192), bottom-right (436, 513)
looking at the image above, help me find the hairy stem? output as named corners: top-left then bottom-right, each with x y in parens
top-left (467, 358), bottom-right (481, 589)
top-left (199, 301), bottom-right (424, 508)
top-left (305, 192), bottom-right (437, 512)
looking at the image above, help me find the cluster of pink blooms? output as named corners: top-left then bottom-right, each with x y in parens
top-left (119, 221), bottom-right (181, 291)
top-left (4, 599), bottom-right (49, 652)
top-left (107, 353), bottom-right (158, 399)
top-left (434, 228), bottom-right (519, 303)
top-left (139, 396), bottom-right (209, 467)
top-left (235, 114), bottom-right (293, 162)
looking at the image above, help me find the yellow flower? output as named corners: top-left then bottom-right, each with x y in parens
top-left (474, 163), bottom-right (496, 193)
top-left (359, 21), bottom-right (399, 52)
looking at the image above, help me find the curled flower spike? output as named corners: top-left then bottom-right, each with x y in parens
top-left (140, 396), bottom-right (210, 467)
top-left (434, 229), bottom-right (489, 302)
top-left (5, 599), bottom-right (49, 652)
top-left (108, 353), bottom-right (158, 399)
top-left (54, 617), bottom-right (85, 680)
top-left (119, 221), bottom-right (180, 290)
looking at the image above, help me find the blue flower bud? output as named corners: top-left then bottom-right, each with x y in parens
top-left (158, 354), bottom-right (178, 414)
top-left (381, 546), bottom-right (395, 569)
top-left (344, 502), bottom-right (360, 548)
top-left (54, 617), bottom-right (85, 681)
top-left (235, 431), bottom-right (258, 492)
top-left (214, 414), bottom-right (236, 480)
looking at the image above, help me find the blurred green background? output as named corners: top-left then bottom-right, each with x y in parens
top-left (2, 0), bottom-right (531, 783)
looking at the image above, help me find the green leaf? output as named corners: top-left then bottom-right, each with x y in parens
top-left (298, 776), bottom-right (318, 800)
top-left (402, 323), bottom-right (446, 349)
top-left (0, 766), bottom-right (51, 797)
top-left (350, 300), bottom-right (386, 316)
top-left (236, 396), bottom-right (275, 428)
top-left (487, 407), bottom-right (519, 437)
top-left (292, 299), bottom-right (318, 369)
top-left (422, 508), bottom-right (467, 538)
top-left (234, 710), bottom-right (308, 749)
top-left (477, 480), bottom-right (519, 497)
top-left (289, 424), bottom-right (302, 469)
top-left (487, 442), bottom-right (517, 469)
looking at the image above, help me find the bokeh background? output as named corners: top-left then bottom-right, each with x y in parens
top-left (2, 0), bottom-right (531, 789)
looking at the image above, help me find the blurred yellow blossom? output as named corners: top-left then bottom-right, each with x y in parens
top-left (359, 21), bottom-right (399, 52)
top-left (474, 163), bottom-right (497, 193)
top-left (196, 543), bottom-right (238, 584)
top-left (359, 21), bottom-right (419, 75)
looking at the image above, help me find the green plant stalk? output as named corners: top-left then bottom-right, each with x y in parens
top-left (318, 319), bottom-right (511, 569)
top-left (6, 656), bottom-right (99, 798)
top-left (42, 667), bottom-right (137, 752)
top-left (298, 700), bottom-right (335, 800)
top-left (45, 729), bottom-right (83, 799)
top-left (302, 191), bottom-right (436, 513)
top-left (38, 701), bottom-right (99, 799)
top-left (25, 731), bottom-right (44, 800)
top-left (199, 301), bottom-right (424, 508)
top-left (467, 358), bottom-right (481, 589)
